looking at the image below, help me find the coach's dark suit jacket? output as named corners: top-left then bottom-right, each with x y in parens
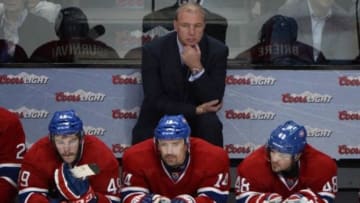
top-left (132, 31), bottom-right (228, 144)
top-left (278, 0), bottom-right (358, 60)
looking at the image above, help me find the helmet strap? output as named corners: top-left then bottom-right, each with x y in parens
top-left (293, 153), bottom-right (301, 162)
top-left (71, 131), bottom-right (84, 166)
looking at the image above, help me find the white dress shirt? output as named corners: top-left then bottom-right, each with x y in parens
top-left (307, 0), bottom-right (332, 60)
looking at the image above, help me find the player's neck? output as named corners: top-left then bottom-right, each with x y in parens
top-left (163, 152), bottom-right (189, 181)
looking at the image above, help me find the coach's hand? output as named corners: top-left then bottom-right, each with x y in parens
top-left (196, 100), bottom-right (222, 115)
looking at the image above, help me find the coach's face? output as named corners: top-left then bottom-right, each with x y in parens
top-left (173, 7), bottom-right (205, 46)
top-left (54, 134), bottom-right (80, 164)
top-left (157, 139), bottom-right (187, 167)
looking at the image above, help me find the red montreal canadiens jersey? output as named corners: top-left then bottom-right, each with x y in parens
top-left (18, 135), bottom-right (120, 203)
top-left (121, 137), bottom-right (230, 203)
top-left (235, 144), bottom-right (337, 203)
top-left (0, 107), bottom-right (26, 203)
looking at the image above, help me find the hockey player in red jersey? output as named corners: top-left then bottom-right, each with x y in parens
top-left (0, 107), bottom-right (26, 202)
top-left (17, 109), bottom-right (120, 203)
top-left (235, 120), bottom-right (337, 203)
top-left (121, 114), bottom-right (230, 203)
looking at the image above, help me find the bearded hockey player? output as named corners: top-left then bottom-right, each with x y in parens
top-left (121, 114), bottom-right (230, 203)
top-left (17, 109), bottom-right (120, 203)
top-left (235, 120), bottom-right (337, 203)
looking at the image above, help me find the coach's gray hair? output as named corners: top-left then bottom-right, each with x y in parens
top-left (175, 2), bottom-right (206, 21)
